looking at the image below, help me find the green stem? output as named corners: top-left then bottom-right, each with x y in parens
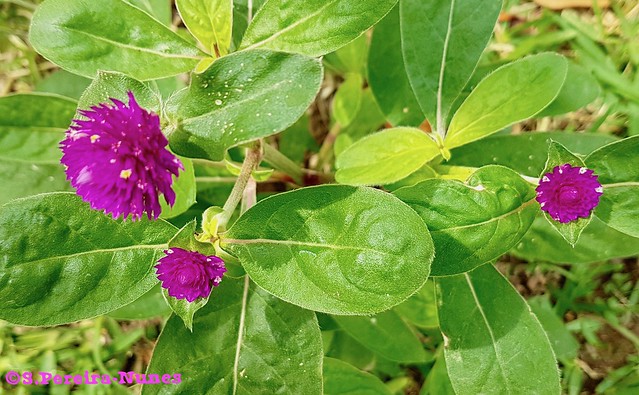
top-left (315, 123), bottom-right (341, 171)
top-left (217, 143), bottom-right (262, 231)
top-left (262, 143), bottom-right (303, 185)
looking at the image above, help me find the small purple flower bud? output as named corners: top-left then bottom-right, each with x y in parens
top-left (155, 248), bottom-right (227, 302)
top-left (536, 163), bottom-right (603, 223)
top-left (60, 91), bottom-right (183, 220)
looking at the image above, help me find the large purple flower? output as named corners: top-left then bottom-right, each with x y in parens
top-left (155, 248), bottom-right (227, 302)
top-left (60, 91), bottom-right (183, 220)
top-left (536, 163), bottom-right (603, 223)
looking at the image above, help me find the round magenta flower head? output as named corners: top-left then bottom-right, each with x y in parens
top-left (155, 248), bottom-right (227, 302)
top-left (536, 163), bottom-right (603, 223)
top-left (60, 91), bottom-right (183, 220)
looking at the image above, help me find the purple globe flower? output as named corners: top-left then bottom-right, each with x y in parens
top-left (155, 248), bottom-right (227, 302)
top-left (536, 163), bottom-right (603, 223)
top-left (60, 91), bottom-right (183, 220)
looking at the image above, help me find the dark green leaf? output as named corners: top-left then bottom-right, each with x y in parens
top-left (325, 330), bottom-right (376, 370)
top-left (30, 0), bottom-right (204, 80)
top-left (536, 62), bottom-right (600, 117)
top-left (35, 69), bottom-right (91, 100)
top-left (0, 93), bottom-right (77, 204)
top-left (449, 132), bottom-right (619, 177)
top-left (394, 280), bottom-right (438, 328)
top-left (528, 296), bottom-right (579, 361)
top-left (395, 166), bottom-right (537, 276)
top-left (333, 310), bottom-right (428, 363)
top-left (323, 358), bottom-right (392, 395)
top-left (586, 136), bottom-right (639, 238)
top-left (221, 185), bottom-right (434, 315)
top-left (0, 193), bottom-right (176, 326)
top-left (368, 5), bottom-right (423, 127)
top-left (513, 215), bottom-right (639, 264)
top-left (437, 264), bottom-right (560, 395)
top-left (445, 53), bottom-right (568, 149)
top-left (400, 0), bottom-right (501, 133)
top-left (142, 277), bottom-right (322, 395)
top-left (335, 128), bottom-right (440, 186)
top-left (166, 49), bottom-right (322, 161)
top-left (239, 0), bottom-right (398, 57)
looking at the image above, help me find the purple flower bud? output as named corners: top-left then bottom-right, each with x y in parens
top-left (155, 248), bottom-right (227, 302)
top-left (536, 163), bottom-right (603, 223)
top-left (60, 91), bottom-right (183, 220)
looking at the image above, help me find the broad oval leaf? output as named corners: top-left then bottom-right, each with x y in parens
top-left (536, 61), bottom-right (600, 117)
top-left (335, 128), bottom-right (440, 186)
top-left (323, 358), bottom-right (392, 395)
top-left (30, 0), bottom-right (204, 80)
top-left (177, 0), bottom-right (233, 56)
top-left (239, 0), bottom-right (398, 57)
top-left (77, 71), bottom-right (161, 113)
top-left (445, 53), bottom-right (568, 149)
top-left (394, 166), bottom-right (537, 276)
top-left (333, 310), bottom-right (429, 363)
top-left (142, 277), bottom-right (322, 395)
top-left (400, 0), bottom-right (502, 133)
top-left (108, 284), bottom-right (171, 320)
top-left (0, 193), bottom-right (176, 326)
top-left (436, 264), bottom-right (561, 395)
top-left (0, 93), bottom-right (77, 204)
top-left (586, 136), bottom-right (639, 238)
top-left (368, 5), bottom-right (423, 127)
top-left (221, 185), bottom-right (434, 315)
top-left (166, 49), bottom-right (322, 161)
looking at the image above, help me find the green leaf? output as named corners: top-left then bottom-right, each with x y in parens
top-left (333, 310), bottom-right (428, 363)
top-left (368, 5), bottom-right (423, 127)
top-left (540, 141), bottom-right (591, 246)
top-left (333, 73), bottom-right (363, 127)
top-left (421, 356), bottom-right (455, 395)
top-left (177, 0), bottom-right (233, 56)
top-left (394, 280), bottom-right (438, 328)
top-left (160, 156), bottom-right (196, 219)
top-left (536, 62), bottom-right (600, 117)
top-left (449, 132), bottom-right (619, 177)
top-left (325, 330), bottom-right (376, 370)
top-left (323, 358), bottom-right (392, 395)
top-left (166, 49), bottom-right (322, 161)
top-left (323, 33), bottom-right (368, 75)
top-left (0, 93), bottom-right (77, 204)
top-left (586, 136), bottom-right (639, 238)
top-left (513, 215), bottom-right (639, 264)
top-left (221, 185), bottom-right (434, 315)
top-left (335, 128), bottom-right (440, 186)
top-left (436, 264), bottom-right (561, 395)
top-left (400, 0), bottom-right (502, 133)
top-left (239, 0), bottom-right (398, 57)
top-left (160, 221), bottom-right (219, 330)
top-left (142, 277), bottom-right (322, 395)
top-left (35, 69), bottom-right (91, 100)
top-left (77, 71), bottom-right (161, 112)
top-left (0, 193), bottom-right (177, 326)
top-left (126, 0), bottom-right (173, 26)
top-left (394, 166), bottom-right (537, 276)
top-left (445, 53), bottom-right (568, 149)
top-left (338, 88), bottom-right (387, 143)
top-left (528, 296), bottom-right (579, 361)
top-left (231, 0), bottom-right (266, 50)
top-left (108, 284), bottom-right (171, 320)
top-left (30, 0), bottom-right (204, 81)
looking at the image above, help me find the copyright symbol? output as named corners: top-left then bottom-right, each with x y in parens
top-left (5, 370), bottom-right (20, 385)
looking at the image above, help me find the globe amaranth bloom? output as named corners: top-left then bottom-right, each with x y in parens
top-left (60, 91), bottom-right (183, 220)
top-left (155, 248), bottom-right (227, 302)
top-left (536, 163), bottom-right (603, 223)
